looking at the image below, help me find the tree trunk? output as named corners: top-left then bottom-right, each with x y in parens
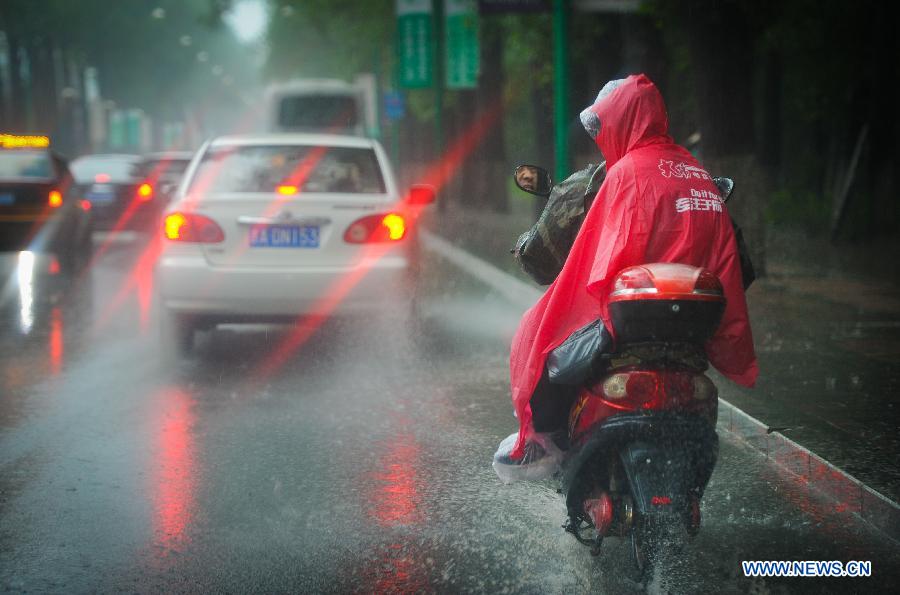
top-left (5, 32), bottom-right (27, 131)
top-left (760, 47), bottom-right (782, 186)
top-left (455, 89), bottom-right (479, 206)
top-left (28, 38), bottom-right (57, 135)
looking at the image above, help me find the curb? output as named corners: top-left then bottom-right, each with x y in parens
top-left (421, 229), bottom-right (900, 542)
top-left (718, 399), bottom-right (900, 542)
top-left (421, 231), bottom-right (541, 309)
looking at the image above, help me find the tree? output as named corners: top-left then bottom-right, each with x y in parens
top-left (0, 0), bottom-right (253, 152)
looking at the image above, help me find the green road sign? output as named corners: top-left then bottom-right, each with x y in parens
top-left (126, 109), bottom-right (143, 149)
top-left (445, 0), bottom-right (479, 88)
top-left (109, 111), bottom-right (126, 149)
top-left (397, 0), bottom-right (434, 88)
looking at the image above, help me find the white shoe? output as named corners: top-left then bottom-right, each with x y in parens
top-left (492, 432), bottom-right (563, 484)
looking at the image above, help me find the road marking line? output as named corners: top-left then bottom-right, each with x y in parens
top-left (420, 231), bottom-right (542, 309)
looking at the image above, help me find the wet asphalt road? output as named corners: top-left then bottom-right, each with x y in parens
top-left (1, 235), bottom-right (899, 594)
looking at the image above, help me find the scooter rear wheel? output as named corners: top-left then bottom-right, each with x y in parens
top-left (630, 515), bottom-right (683, 582)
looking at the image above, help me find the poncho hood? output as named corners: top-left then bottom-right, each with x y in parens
top-left (579, 74), bottom-right (672, 169)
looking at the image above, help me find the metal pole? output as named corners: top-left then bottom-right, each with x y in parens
top-left (434, 0), bottom-right (446, 208)
top-left (552, 0), bottom-right (570, 183)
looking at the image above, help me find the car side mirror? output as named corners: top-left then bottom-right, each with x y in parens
top-left (514, 164), bottom-right (552, 197)
top-left (406, 184), bottom-right (436, 205)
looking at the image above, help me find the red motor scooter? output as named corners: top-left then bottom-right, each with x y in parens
top-left (511, 164), bottom-right (732, 578)
top-left (560, 263), bottom-right (723, 578)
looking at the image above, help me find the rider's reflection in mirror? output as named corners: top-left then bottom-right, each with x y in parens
top-left (516, 165), bottom-right (539, 192)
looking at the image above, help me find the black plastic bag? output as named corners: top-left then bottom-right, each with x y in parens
top-left (546, 319), bottom-right (614, 385)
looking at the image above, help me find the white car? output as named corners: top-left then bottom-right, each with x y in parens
top-left (155, 133), bottom-right (434, 353)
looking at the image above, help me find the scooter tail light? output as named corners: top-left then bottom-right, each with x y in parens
top-left (626, 371), bottom-right (660, 404)
top-left (595, 371), bottom-right (662, 403)
top-left (598, 373), bottom-right (629, 399)
top-left (694, 269), bottom-right (723, 294)
top-left (164, 212), bottom-right (224, 243)
top-left (612, 266), bottom-right (655, 294)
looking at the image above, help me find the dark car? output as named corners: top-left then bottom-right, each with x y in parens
top-left (70, 153), bottom-right (158, 232)
top-left (0, 134), bottom-right (93, 272)
top-left (136, 151), bottom-right (194, 207)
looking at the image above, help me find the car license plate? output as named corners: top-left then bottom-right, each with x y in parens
top-left (249, 225), bottom-right (319, 248)
top-left (86, 189), bottom-right (115, 204)
top-left (0, 192), bottom-right (14, 206)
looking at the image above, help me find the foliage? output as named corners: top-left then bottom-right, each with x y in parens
top-left (264, 0), bottom-right (394, 82)
top-left (0, 0), bottom-right (253, 123)
top-left (765, 189), bottom-right (831, 234)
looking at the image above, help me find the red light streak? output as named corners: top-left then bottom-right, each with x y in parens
top-left (19, 175), bottom-right (75, 246)
top-left (86, 104), bottom-right (268, 329)
top-left (49, 307), bottom-right (63, 376)
top-left (151, 387), bottom-right (197, 554)
top-left (91, 233), bottom-right (163, 335)
top-left (368, 544), bottom-right (428, 593)
top-left (369, 431), bottom-right (423, 526)
top-left (247, 240), bottom-right (398, 384)
top-left (360, 428), bottom-right (429, 591)
top-left (178, 143), bottom-right (333, 304)
top-left (415, 98), bottom-right (506, 195)
top-left (246, 99), bottom-right (504, 380)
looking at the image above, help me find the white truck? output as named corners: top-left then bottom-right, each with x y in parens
top-left (264, 76), bottom-right (379, 138)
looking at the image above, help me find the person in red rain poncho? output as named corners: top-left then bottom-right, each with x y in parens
top-left (494, 74), bottom-right (758, 478)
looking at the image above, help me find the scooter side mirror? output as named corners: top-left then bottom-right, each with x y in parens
top-left (514, 164), bottom-right (552, 198)
top-left (713, 177), bottom-right (734, 203)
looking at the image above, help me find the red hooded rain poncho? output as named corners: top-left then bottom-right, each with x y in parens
top-left (508, 74), bottom-right (758, 459)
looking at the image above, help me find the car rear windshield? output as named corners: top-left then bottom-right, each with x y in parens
top-left (139, 158), bottom-right (191, 180)
top-left (70, 156), bottom-right (140, 183)
top-left (277, 96), bottom-right (360, 132)
top-left (0, 150), bottom-right (54, 181)
top-left (189, 145), bottom-right (386, 194)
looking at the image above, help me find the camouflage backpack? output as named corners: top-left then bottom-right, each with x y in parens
top-left (513, 163), bottom-right (606, 285)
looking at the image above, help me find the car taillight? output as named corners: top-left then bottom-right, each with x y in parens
top-left (80, 200), bottom-right (92, 211)
top-left (344, 213), bottom-right (406, 243)
top-left (137, 183), bottom-right (154, 201)
top-left (48, 190), bottom-right (62, 208)
top-left (164, 212), bottom-right (224, 243)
